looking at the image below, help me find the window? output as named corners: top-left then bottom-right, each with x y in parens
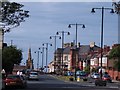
top-left (64, 56), bottom-right (68, 61)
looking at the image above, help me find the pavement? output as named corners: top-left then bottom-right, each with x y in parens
top-left (49, 74), bottom-right (120, 84)
top-left (112, 79), bottom-right (120, 83)
top-left (49, 74), bottom-right (120, 89)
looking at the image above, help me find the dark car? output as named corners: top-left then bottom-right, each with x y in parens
top-left (95, 79), bottom-right (107, 86)
top-left (102, 74), bottom-right (112, 83)
top-left (4, 74), bottom-right (27, 88)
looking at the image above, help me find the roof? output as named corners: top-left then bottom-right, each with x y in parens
top-left (63, 47), bottom-right (71, 54)
top-left (13, 65), bottom-right (26, 71)
top-left (79, 45), bottom-right (90, 54)
top-left (55, 47), bottom-right (71, 54)
top-left (55, 48), bottom-right (63, 54)
top-left (55, 45), bottom-right (100, 57)
top-left (79, 45), bottom-right (100, 60)
top-left (79, 45), bottom-right (100, 55)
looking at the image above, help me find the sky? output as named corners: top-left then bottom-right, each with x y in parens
top-left (4, 1), bottom-right (118, 69)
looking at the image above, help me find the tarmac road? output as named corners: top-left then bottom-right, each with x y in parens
top-left (3, 74), bottom-right (119, 90)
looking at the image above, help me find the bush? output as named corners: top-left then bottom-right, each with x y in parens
top-left (83, 78), bottom-right (88, 81)
top-left (69, 77), bottom-right (74, 81)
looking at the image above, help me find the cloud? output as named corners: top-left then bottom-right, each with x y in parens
top-left (4, 2), bottom-right (117, 68)
top-left (9, 0), bottom-right (115, 2)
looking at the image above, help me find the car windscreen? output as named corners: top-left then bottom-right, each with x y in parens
top-left (76, 71), bottom-right (86, 76)
top-left (7, 75), bottom-right (20, 79)
top-left (30, 73), bottom-right (38, 75)
top-left (103, 75), bottom-right (110, 78)
top-left (94, 73), bottom-right (99, 75)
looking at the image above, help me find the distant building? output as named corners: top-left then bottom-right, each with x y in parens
top-left (55, 43), bottom-right (73, 74)
top-left (50, 42), bottom-right (120, 80)
top-left (79, 42), bottom-right (100, 71)
top-left (54, 42), bottom-right (100, 74)
top-left (26, 48), bottom-right (34, 69)
top-left (13, 64), bottom-right (26, 74)
top-left (48, 61), bottom-right (54, 73)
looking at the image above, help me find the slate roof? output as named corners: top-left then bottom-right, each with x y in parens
top-left (55, 48), bottom-right (63, 54)
top-left (79, 45), bottom-right (100, 60)
top-left (63, 47), bottom-right (71, 54)
top-left (79, 45), bottom-right (90, 54)
top-left (79, 45), bottom-right (100, 55)
top-left (55, 45), bottom-right (100, 56)
top-left (55, 47), bottom-right (71, 54)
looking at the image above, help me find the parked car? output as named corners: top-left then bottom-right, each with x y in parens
top-left (102, 74), bottom-right (112, 83)
top-left (4, 74), bottom-right (27, 88)
top-left (76, 71), bottom-right (88, 81)
top-left (64, 71), bottom-right (74, 76)
top-left (28, 71), bottom-right (39, 80)
top-left (91, 73), bottom-right (100, 79)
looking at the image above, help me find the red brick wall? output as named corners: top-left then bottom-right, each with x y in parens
top-left (106, 69), bottom-right (120, 80)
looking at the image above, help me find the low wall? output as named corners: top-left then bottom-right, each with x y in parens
top-left (106, 69), bottom-right (120, 80)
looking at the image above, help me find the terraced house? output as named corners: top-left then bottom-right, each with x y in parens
top-left (48, 42), bottom-right (120, 80)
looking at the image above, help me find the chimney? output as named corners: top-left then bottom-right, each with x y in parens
top-left (90, 42), bottom-right (95, 48)
top-left (78, 42), bottom-right (80, 47)
top-left (71, 42), bottom-right (74, 47)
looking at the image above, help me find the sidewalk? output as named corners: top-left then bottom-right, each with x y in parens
top-left (50, 74), bottom-right (120, 83)
top-left (112, 79), bottom-right (120, 83)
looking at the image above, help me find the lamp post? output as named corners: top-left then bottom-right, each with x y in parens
top-left (56, 31), bottom-right (70, 75)
top-left (43, 43), bottom-right (52, 73)
top-left (68, 23), bottom-right (85, 80)
top-left (50, 35), bottom-right (61, 74)
top-left (91, 7), bottom-right (114, 79)
top-left (68, 23), bottom-right (85, 48)
top-left (34, 50), bottom-right (40, 71)
top-left (39, 47), bottom-right (46, 71)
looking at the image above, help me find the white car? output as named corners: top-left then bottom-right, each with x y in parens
top-left (91, 73), bottom-right (100, 79)
top-left (28, 72), bottom-right (39, 80)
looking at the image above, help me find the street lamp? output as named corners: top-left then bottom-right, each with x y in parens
top-left (50, 35), bottom-right (61, 74)
top-left (68, 23), bottom-right (85, 80)
top-left (39, 47), bottom-right (46, 71)
top-left (56, 31), bottom-right (70, 75)
top-left (91, 7), bottom-right (114, 80)
top-left (34, 51), bottom-right (40, 71)
top-left (68, 23), bottom-right (85, 48)
top-left (43, 43), bottom-right (52, 73)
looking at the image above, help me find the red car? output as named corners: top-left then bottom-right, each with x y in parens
top-left (102, 74), bottom-right (112, 83)
top-left (4, 74), bottom-right (27, 88)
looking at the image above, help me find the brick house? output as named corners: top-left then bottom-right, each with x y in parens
top-left (90, 45), bottom-right (110, 71)
top-left (55, 43), bottom-right (71, 74)
top-left (54, 42), bottom-right (100, 74)
top-left (78, 42), bottom-right (100, 71)
top-left (50, 42), bottom-right (120, 80)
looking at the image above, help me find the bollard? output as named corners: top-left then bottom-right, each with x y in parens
top-left (77, 76), bottom-right (80, 82)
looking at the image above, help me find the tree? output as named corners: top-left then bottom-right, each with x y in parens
top-left (84, 65), bottom-right (90, 74)
top-left (113, 1), bottom-right (120, 15)
top-left (109, 45), bottom-right (120, 71)
top-left (2, 46), bottom-right (22, 74)
top-left (0, 1), bottom-right (29, 33)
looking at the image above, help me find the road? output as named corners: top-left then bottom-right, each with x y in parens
top-left (5, 74), bottom-right (120, 90)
